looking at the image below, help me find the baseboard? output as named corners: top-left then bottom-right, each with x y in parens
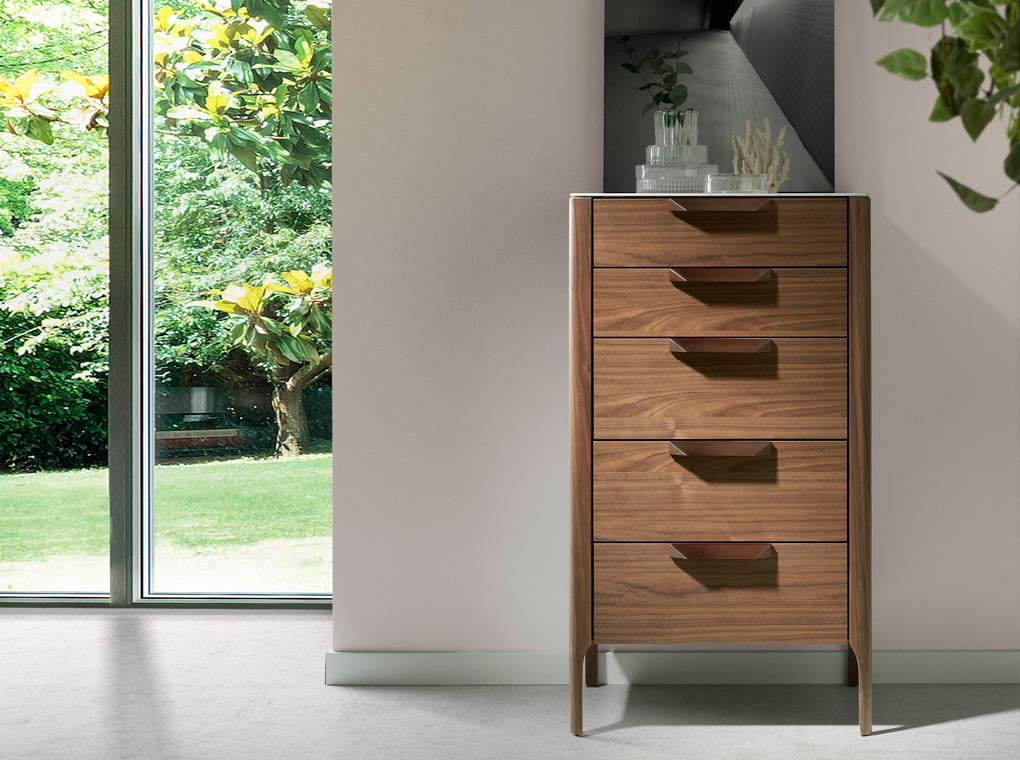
top-left (325, 650), bottom-right (1020, 686)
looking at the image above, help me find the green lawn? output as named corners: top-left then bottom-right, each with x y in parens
top-left (0, 454), bottom-right (332, 562)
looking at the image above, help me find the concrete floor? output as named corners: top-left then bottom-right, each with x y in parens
top-left (1, 610), bottom-right (1017, 760)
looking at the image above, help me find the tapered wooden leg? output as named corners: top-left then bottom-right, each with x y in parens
top-left (584, 642), bottom-right (599, 687)
top-left (847, 645), bottom-right (859, 687)
top-left (570, 643), bottom-right (584, 735)
top-left (850, 642), bottom-right (872, 735)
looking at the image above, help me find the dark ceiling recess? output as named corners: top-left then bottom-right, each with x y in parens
top-left (709, 0), bottom-right (745, 30)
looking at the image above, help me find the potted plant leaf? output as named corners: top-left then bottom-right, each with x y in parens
top-left (873, 0), bottom-right (1020, 212)
top-left (619, 36), bottom-right (698, 146)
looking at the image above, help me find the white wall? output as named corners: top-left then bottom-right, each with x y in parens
top-left (836, 2), bottom-right (1020, 649)
top-left (333, 1), bottom-right (1020, 655)
top-left (332, 0), bottom-right (603, 651)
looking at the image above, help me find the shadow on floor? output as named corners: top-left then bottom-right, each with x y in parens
top-left (584, 685), bottom-right (1020, 736)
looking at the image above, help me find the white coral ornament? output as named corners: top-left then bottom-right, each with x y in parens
top-left (732, 118), bottom-right (791, 193)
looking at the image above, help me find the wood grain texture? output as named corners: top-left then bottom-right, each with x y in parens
top-left (593, 441), bottom-right (847, 541)
top-left (568, 197), bottom-right (593, 736)
top-left (594, 268), bottom-right (847, 337)
top-left (848, 196), bottom-right (872, 736)
top-left (594, 543), bottom-right (847, 643)
top-left (594, 338), bottom-right (848, 439)
top-left (593, 198), bottom-right (847, 267)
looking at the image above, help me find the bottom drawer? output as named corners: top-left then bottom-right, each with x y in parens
top-left (594, 542), bottom-right (847, 643)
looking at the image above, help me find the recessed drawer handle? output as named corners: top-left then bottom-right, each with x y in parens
top-left (669, 543), bottom-right (774, 560)
top-left (668, 198), bottom-right (770, 213)
top-left (669, 441), bottom-right (774, 457)
top-left (670, 267), bottom-right (774, 283)
top-left (669, 338), bottom-right (774, 354)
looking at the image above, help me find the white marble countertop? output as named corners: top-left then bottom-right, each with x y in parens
top-left (569, 192), bottom-right (869, 198)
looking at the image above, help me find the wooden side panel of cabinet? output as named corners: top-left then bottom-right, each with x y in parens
top-left (568, 197), bottom-right (593, 737)
top-left (848, 197), bottom-right (872, 735)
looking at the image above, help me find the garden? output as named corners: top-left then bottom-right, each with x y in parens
top-left (0, 0), bottom-right (332, 593)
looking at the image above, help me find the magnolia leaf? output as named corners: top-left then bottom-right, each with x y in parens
top-left (960, 98), bottom-right (996, 140)
top-left (234, 284), bottom-right (265, 312)
top-left (871, 0), bottom-right (886, 14)
top-left (876, 48), bottom-right (928, 80)
top-left (212, 301), bottom-right (245, 315)
top-left (25, 117), bottom-right (53, 145)
top-left (937, 172), bottom-right (998, 212)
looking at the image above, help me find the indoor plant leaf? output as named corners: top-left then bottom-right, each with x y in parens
top-left (956, 9), bottom-right (1009, 51)
top-left (960, 97), bottom-right (996, 140)
top-left (879, 0), bottom-right (949, 27)
top-left (962, 96), bottom-right (995, 139)
top-left (937, 171), bottom-right (999, 211)
top-left (876, 48), bottom-right (928, 80)
top-left (1005, 140), bottom-right (1020, 184)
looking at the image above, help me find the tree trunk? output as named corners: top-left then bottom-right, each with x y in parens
top-left (272, 381), bottom-right (309, 457)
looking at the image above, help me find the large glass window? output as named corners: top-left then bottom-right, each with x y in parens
top-left (0, 0), bottom-right (110, 595)
top-left (0, 0), bottom-right (331, 601)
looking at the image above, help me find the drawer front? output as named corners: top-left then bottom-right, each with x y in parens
top-left (593, 268), bottom-right (847, 337)
top-left (593, 338), bottom-right (847, 439)
top-left (594, 542), bottom-right (847, 643)
top-left (593, 198), bottom-right (847, 267)
top-left (593, 441), bottom-right (847, 541)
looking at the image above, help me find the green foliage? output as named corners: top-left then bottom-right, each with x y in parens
top-left (192, 262), bottom-right (331, 379)
top-left (0, 311), bottom-right (107, 471)
top-left (618, 36), bottom-right (693, 115)
top-left (0, 0), bottom-right (332, 469)
top-left (153, 0), bottom-right (331, 187)
top-left (0, 176), bottom-right (35, 236)
top-left (873, 0), bottom-right (1020, 211)
top-left (152, 135), bottom-right (331, 384)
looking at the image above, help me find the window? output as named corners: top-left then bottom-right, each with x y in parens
top-left (0, 0), bottom-right (332, 604)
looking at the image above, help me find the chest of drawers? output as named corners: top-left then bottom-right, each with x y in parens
top-left (569, 195), bottom-right (871, 736)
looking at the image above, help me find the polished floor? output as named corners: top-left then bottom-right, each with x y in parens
top-left (1, 610), bottom-right (1017, 759)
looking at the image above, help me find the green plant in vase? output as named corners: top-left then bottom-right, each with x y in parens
top-left (873, 0), bottom-right (1019, 212)
top-left (619, 36), bottom-right (697, 146)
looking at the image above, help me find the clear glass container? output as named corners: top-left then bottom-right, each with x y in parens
top-left (653, 108), bottom-right (698, 147)
top-left (705, 173), bottom-right (769, 193)
top-left (646, 144), bottom-right (708, 166)
top-left (635, 163), bottom-right (718, 193)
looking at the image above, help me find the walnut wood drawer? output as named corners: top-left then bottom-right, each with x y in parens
top-left (593, 441), bottom-right (847, 541)
top-left (593, 268), bottom-right (847, 337)
top-left (593, 338), bottom-right (847, 439)
top-left (592, 198), bottom-right (848, 267)
top-left (594, 542), bottom-right (847, 643)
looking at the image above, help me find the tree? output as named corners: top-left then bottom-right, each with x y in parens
top-left (0, 0), bottom-right (333, 466)
top-left (192, 263), bottom-right (331, 455)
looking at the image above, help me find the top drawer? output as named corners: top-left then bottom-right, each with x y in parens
top-left (593, 198), bottom-right (847, 267)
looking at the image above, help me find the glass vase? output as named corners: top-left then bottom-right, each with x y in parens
top-left (653, 108), bottom-right (698, 147)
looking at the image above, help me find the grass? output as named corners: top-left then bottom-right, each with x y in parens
top-left (0, 453), bottom-right (331, 562)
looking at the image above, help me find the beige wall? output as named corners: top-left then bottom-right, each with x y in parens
top-left (334, 1), bottom-right (1020, 653)
top-left (332, 0), bottom-right (603, 651)
top-left (836, 3), bottom-right (1020, 648)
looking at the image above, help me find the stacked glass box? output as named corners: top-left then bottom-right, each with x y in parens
top-left (635, 110), bottom-right (717, 193)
